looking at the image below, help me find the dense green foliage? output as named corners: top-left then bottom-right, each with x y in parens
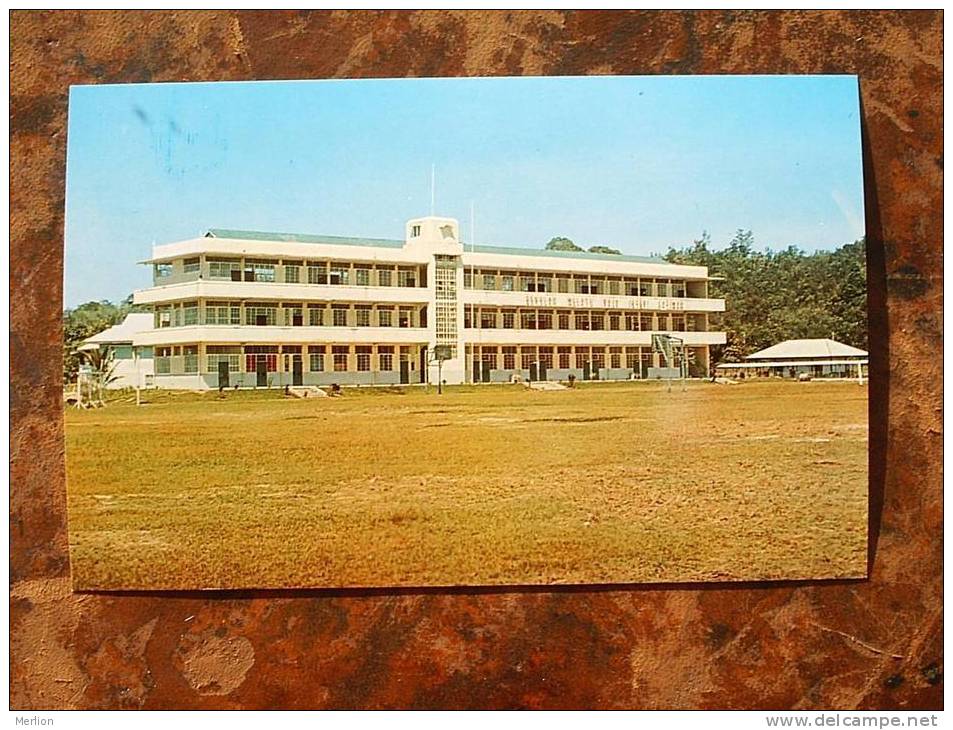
top-left (63, 296), bottom-right (144, 382)
top-left (587, 245), bottom-right (622, 255)
top-left (545, 236), bottom-right (583, 252)
top-left (665, 231), bottom-right (867, 363)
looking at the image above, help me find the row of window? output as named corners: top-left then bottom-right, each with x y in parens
top-left (155, 302), bottom-right (426, 329)
top-left (155, 344), bottom-right (417, 374)
top-left (155, 258), bottom-right (424, 287)
top-left (467, 344), bottom-right (696, 371)
top-left (463, 270), bottom-right (693, 297)
top-left (152, 259), bottom-right (704, 299)
top-left (465, 308), bottom-right (702, 332)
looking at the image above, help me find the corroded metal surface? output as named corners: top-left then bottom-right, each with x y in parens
top-left (10, 10), bottom-right (942, 709)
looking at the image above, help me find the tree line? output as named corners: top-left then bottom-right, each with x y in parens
top-left (664, 231), bottom-right (867, 363)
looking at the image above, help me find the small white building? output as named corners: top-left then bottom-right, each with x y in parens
top-left (78, 313), bottom-right (155, 389)
top-left (716, 338), bottom-right (868, 379)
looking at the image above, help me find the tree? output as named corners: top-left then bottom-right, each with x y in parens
top-left (665, 232), bottom-right (868, 365)
top-left (546, 236), bottom-right (583, 252)
top-left (587, 245), bottom-right (621, 255)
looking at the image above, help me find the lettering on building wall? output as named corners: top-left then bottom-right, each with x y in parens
top-left (524, 294), bottom-right (686, 311)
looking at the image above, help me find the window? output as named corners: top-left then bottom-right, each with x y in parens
top-left (183, 303), bottom-right (199, 326)
top-left (482, 273), bottom-right (496, 290)
top-left (155, 347), bottom-right (172, 374)
top-left (397, 269), bottom-right (416, 287)
top-left (398, 308), bottom-right (413, 328)
top-left (539, 347), bottom-right (554, 369)
top-left (329, 266), bottom-right (349, 285)
top-left (502, 311), bottom-right (515, 329)
top-left (356, 346), bottom-right (371, 371)
top-left (608, 313), bottom-right (620, 331)
top-left (355, 307), bottom-right (371, 327)
top-left (244, 347), bottom-right (278, 373)
top-left (463, 270), bottom-right (473, 289)
top-left (354, 268), bottom-right (370, 286)
top-left (501, 275), bottom-right (514, 292)
top-left (207, 346), bottom-right (240, 373)
top-left (308, 307), bottom-right (325, 327)
top-left (332, 346), bottom-right (349, 372)
top-left (331, 306), bottom-right (348, 327)
top-left (308, 263), bottom-right (327, 284)
top-left (285, 307), bottom-right (304, 326)
top-left (537, 276), bottom-right (552, 293)
top-left (520, 311), bottom-right (537, 330)
top-left (521, 348), bottom-right (536, 370)
top-left (557, 277), bottom-right (570, 293)
top-left (377, 269), bottom-right (392, 287)
top-left (480, 310), bottom-right (496, 329)
top-left (608, 279), bottom-right (620, 295)
top-left (246, 261), bottom-right (276, 282)
top-left (308, 346), bottom-right (325, 372)
top-left (502, 347), bottom-right (517, 370)
top-left (575, 312), bottom-right (589, 330)
top-left (610, 347), bottom-right (622, 368)
top-left (640, 313), bottom-right (653, 331)
top-left (671, 314), bottom-right (686, 331)
top-left (411, 225), bottom-right (421, 237)
top-left (208, 259), bottom-right (240, 280)
top-left (481, 347), bottom-right (497, 369)
top-left (558, 347), bottom-right (571, 369)
top-left (156, 308), bottom-right (172, 328)
top-left (591, 348), bottom-right (606, 370)
top-left (378, 346), bottom-right (394, 372)
top-left (519, 275), bottom-right (534, 292)
top-left (377, 308), bottom-right (392, 327)
top-left (284, 265), bottom-right (301, 284)
top-left (591, 313), bottom-right (605, 331)
top-left (672, 281), bottom-right (687, 297)
top-left (183, 345), bottom-right (199, 373)
top-left (155, 263), bottom-right (173, 279)
top-left (206, 302), bottom-right (241, 325)
top-left (558, 312), bottom-right (570, 330)
top-left (184, 257), bottom-right (200, 274)
top-left (246, 306), bottom-right (277, 326)
top-left (626, 348), bottom-right (640, 369)
top-left (538, 311), bottom-right (552, 330)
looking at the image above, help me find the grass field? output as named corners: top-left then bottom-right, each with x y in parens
top-left (65, 380), bottom-right (868, 590)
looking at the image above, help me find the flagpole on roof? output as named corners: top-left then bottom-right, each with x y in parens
top-left (431, 164), bottom-right (435, 216)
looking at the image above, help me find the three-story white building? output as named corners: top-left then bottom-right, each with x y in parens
top-left (132, 215), bottom-right (726, 388)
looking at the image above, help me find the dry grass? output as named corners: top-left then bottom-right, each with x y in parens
top-left (65, 380), bottom-right (868, 590)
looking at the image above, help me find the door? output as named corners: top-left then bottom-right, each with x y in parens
top-left (256, 358), bottom-right (268, 387)
top-left (582, 361), bottom-right (591, 381)
top-left (418, 347), bottom-right (427, 384)
top-left (528, 362), bottom-right (538, 382)
top-left (481, 361), bottom-right (491, 383)
top-left (539, 363), bottom-right (548, 382)
top-left (217, 360), bottom-right (230, 389)
top-left (399, 360), bottom-right (410, 385)
top-left (292, 357), bottom-right (303, 386)
top-left (472, 360), bottom-right (481, 384)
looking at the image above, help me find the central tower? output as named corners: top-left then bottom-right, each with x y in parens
top-left (404, 216), bottom-right (466, 385)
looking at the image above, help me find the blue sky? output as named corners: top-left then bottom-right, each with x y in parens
top-left (64, 75), bottom-right (864, 307)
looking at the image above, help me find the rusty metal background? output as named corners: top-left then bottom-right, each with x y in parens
top-left (10, 10), bottom-right (942, 709)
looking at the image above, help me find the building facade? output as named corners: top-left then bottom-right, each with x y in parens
top-left (132, 216), bottom-right (726, 389)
